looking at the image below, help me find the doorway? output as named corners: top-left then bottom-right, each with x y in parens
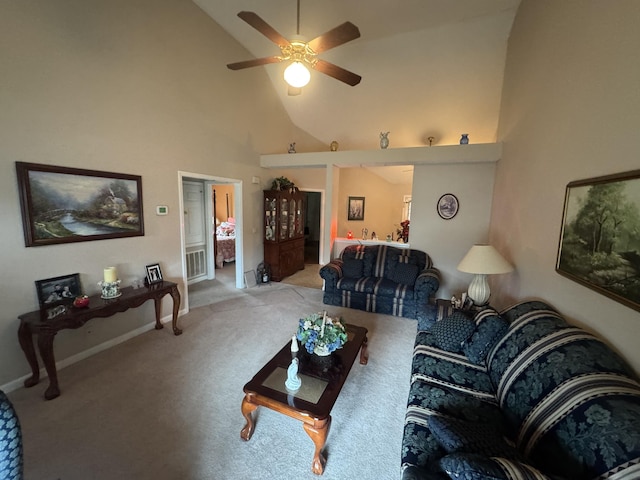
top-left (178, 172), bottom-right (244, 312)
top-left (303, 191), bottom-right (322, 264)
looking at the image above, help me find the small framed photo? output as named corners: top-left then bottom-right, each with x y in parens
top-left (36, 273), bottom-right (81, 308)
top-left (145, 263), bottom-right (163, 285)
top-left (348, 196), bottom-right (365, 221)
top-left (437, 193), bottom-right (459, 220)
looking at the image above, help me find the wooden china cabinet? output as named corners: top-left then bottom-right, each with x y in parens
top-left (263, 189), bottom-right (305, 281)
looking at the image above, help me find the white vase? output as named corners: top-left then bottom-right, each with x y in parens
top-left (313, 344), bottom-right (331, 356)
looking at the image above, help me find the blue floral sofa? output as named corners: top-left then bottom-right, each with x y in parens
top-left (0, 390), bottom-right (23, 480)
top-left (319, 244), bottom-right (440, 321)
top-left (402, 300), bottom-right (640, 480)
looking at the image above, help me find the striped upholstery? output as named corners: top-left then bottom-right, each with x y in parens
top-left (487, 301), bottom-right (640, 479)
top-left (402, 300), bottom-right (640, 480)
top-left (0, 391), bottom-right (23, 480)
top-left (320, 244), bottom-right (440, 320)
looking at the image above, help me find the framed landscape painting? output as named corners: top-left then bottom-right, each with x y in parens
top-left (556, 169), bottom-right (640, 312)
top-left (16, 162), bottom-right (144, 247)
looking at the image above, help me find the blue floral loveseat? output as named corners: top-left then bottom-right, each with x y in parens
top-left (402, 300), bottom-right (640, 480)
top-left (0, 390), bottom-right (23, 480)
top-left (319, 244), bottom-right (440, 321)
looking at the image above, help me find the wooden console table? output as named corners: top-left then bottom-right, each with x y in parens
top-left (18, 281), bottom-right (181, 400)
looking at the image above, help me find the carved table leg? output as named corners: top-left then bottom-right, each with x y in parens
top-left (303, 416), bottom-right (331, 475)
top-left (360, 336), bottom-right (369, 365)
top-left (37, 330), bottom-right (60, 400)
top-left (240, 395), bottom-right (258, 441)
top-left (18, 321), bottom-right (40, 388)
top-left (153, 295), bottom-right (164, 331)
top-left (170, 285), bottom-right (182, 336)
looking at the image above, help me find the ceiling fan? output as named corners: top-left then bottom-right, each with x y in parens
top-left (226, 0), bottom-right (362, 94)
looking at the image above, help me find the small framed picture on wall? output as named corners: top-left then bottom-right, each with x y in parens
top-left (348, 196), bottom-right (365, 221)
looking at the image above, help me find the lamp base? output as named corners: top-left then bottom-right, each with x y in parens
top-left (467, 274), bottom-right (490, 306)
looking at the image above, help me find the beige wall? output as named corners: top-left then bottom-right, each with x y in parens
top-left (492, 0), bottom-right (640, 371)
top-left (0, 0), bottom-right (323, 387)
top-left (409, 163), bottom-right (497, 299)
top-left (213, 185), bottom-right (234, 222)
top-left (337, 168), bottom-right (411, 241)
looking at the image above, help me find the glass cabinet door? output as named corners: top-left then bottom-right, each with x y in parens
top-left (295, 197), bottom-right (304, 236)
top-left (289, 199), bottom-right (296, 238)
top-left (264, 196), bottom-right (276, 241)
top-left (280, 198), bottom-right (288, 240)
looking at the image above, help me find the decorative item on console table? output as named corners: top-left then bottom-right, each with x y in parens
top-left (35, 273), bottom-right (81, 309)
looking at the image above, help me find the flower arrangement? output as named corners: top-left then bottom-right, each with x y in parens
top-left (296, 311), bottom-right (348, 356)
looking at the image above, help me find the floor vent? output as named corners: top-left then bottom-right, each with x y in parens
top-left (186, 248), bottom-right (206, 280)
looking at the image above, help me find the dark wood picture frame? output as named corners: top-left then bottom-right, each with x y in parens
top-left (16, 162), bottom-right (144, 247)
top-left (437, 193), bottom-right (459, 220)
top-left (348, 196), bottom-right (365, 221)
top-left (556, 169), bottom-right (640, 312)
top-left (145, 263), bottom-right (163, 285)
top-left (35, 273), bottom-right (81, 308)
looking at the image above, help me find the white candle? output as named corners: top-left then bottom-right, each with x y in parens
top-left (291, 335), bottom-right (299, 353)
top-left (104, 267), bottom-right (117, 283)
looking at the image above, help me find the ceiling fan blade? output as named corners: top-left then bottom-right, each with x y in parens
top-left (237, 11), bottom-right (291, 47)
top-left (288, 86), bottom-right (302, 96)
top-left (308, 22), bottom-right (361, 54)
top-left (227, 56), bottom-right (282, 70)
top-left (314, 59), bottom-right (362, 86)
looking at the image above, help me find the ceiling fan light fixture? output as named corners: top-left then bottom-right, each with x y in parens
top-left (284, 61), bottom-right (311, 88)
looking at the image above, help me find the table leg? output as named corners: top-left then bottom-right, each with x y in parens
top-left (153, 295), bottom-right (164, 331)
top-left (240, 395), bottom-right (258, 441)
top-left (37, 330), bottom-right (60, 400)
top-left (18, 321), bottom-right (40, 388)
top-left (169, 285), bottom-right (182, 336)
top-left (303, 416), bottom-right (331, 475)
top-left (360, 336), bottom-right (369, 365)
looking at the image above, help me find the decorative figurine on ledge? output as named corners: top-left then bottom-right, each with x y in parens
top-left (288, 142), bottom-right (296, 153)
top-left (380, 131), bottom-right (390, 149)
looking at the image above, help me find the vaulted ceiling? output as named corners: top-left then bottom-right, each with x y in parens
top-left (193, 0), bottom-right (521, 152)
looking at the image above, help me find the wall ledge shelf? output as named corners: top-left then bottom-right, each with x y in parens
top-left (260, 143), bottom-right (502, 169)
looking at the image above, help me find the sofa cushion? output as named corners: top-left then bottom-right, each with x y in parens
top-left (428, 416), bottom-right (519, 459)
top-left (389, 263), bottom-right (420, 285)
top-left (439, 453), bottom-right (555, 480)
top-left (432, 312), bottom-right (476, 353)
top-left (463, 310), bottom-right (509, 365)
top-left (342, 258), bottom-right (364, 278)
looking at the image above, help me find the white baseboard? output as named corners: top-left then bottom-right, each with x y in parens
top-left (1, 308), bottom-right (188, 394)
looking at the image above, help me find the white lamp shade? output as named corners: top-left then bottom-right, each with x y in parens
top-left (457, 245), bottom-right (513, 306)
top-left (457, 245), bottom-right (513, 275)
top-left (284, 61), bottom-right (311, 88)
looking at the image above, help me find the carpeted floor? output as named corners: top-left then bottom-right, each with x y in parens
top-left (7, 282), bottom-right (416, 480)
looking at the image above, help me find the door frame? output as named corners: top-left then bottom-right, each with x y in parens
top-left (178, 171), bottom-right (244, 311)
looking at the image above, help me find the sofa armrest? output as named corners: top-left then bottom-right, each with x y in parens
top-left (319, 260), bottom-right (343, 290)
top-left (414, 267), bottom-right (440, 302)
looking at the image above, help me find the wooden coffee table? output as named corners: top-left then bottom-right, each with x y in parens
top-left (240, 323), bottom-right (368, 475)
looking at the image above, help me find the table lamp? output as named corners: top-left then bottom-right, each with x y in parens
top-left (457, 244), bottom-right (513, 306)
